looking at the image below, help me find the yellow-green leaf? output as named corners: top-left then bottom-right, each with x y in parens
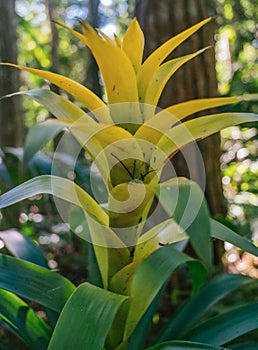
top-left (144, 47), bottom-right (209, 107)
top-left (122, 18), bottom-right (144, 74)
top-left (153, 112), bottom-right (258, 166)
top-left (1, 63), bottom-right (112, 123)
top-left (137, 17), bottom-right (212, 102)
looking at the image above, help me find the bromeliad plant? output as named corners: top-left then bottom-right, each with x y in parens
top-left (0, 17), bottom-right (258, 350)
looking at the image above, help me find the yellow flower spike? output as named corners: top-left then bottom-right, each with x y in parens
top-left (1, 63), bottom-right (112, 124)
top-left (137, 17), bottom-right (212, 102)
top-left (122, 18), bottom-right (144, 74)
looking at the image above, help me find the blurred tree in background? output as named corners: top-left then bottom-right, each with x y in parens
top-left (0, 0), bottom-right (23, 147)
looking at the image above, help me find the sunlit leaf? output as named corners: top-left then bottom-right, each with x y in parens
top-left (0, 289), bottom-right (51, 350)
top-left (137, 17), bottom-right (212, 101)
top-left (0, 175), bottom-right (108, 225)
top-left (122, 18), bottom-right (144, 74)
top-left (211, 219), bottom-right (258, 257)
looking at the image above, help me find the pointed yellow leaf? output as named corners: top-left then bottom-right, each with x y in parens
top-left (144, 47), bottom-right (210, 107)
top-left (56, 21), bottom-right (139, 106)
top-left (96, 29), bottom-right (115, 45)
top-left (164, 96), bottom-right (241, 121)
top-left (2, 63), bottom-right (112, 123)
top-left (114, 34), bottom-right (122, 47)
top-left (80, 22), bottom-right (140, 105)
top-left (122, 18), bottom-right (144, 74)
top-left (137, 17), bottom-right (212, 101)
top-left (153, 112), bottom-right (258, 168)
top-left (135, 96), bottom-right (241, 151)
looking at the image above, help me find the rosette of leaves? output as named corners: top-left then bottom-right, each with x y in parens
top-left (0, 18), bottom-right (257, 350)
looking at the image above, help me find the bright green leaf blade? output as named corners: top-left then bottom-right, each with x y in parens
top-left (23, 119), bottom-right (69, 163)
top-left (153, 177), bottom-right (212, 267)
top-left (156, 274), bottom-right (254, 343)
top-left (0, 289), bottom-right (51, 350)
top-left (0, 229), bottom-right (48, 268)
top-left (0, 175), bottom-right (108, 225)
top-left (0, 254), bottom-right (75, 312)
top-left (147, 340), bottom-right (229, 349)
top-left (47, 282), bottom-right (127, 350)
top-left (156, 113), bottom-right (258, 159)
top-left (210, 219), bottom-right (258, 257)
top-left (183, 303), bottom-right (258, 345)
top-left (123, 245), bottom-right (206, 340)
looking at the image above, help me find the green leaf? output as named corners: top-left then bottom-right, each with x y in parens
top-left (0, 229), bottom-right (48, 268)
top-left (210, 219), bottom-right (258, 257)
top-left (153, 177), bottom-right (212, 267)
top-left (146, 340), bottom-right (229, 349)
top-left (0, 254), bottom-right (75, 312)
top-left (230, 342), bottom-right (258, 350)
top-left (123, 245), bottom-right (206, 340)
top-left (24, 119), bottom-right (69, 163)
top-left (183, 303), bottom-right (258, 345)
top-left (4, 89), bottom-right (85, 120)
top-left (47, 282), bottom-right (127, 350)
top-left (0, 289), bottom-right (51, 350)
top-left (0, 175), bottom-right (108, 226)
top-left (155, 274), bottom-right (254, 343)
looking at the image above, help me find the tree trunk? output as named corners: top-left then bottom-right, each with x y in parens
top-left (84, 0), bottom-right (102, 98)
top-left (135, 0), bottom-right (226, 217)
top-left (0, 0), bottom-right (23, 147)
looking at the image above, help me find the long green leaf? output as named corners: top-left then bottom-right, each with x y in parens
top-left (123, 245), bottom-right (206, 340)
top-left (0, 229), bottom-right (48, 268)
top-left (0, 254), bottom-right (75, 312)
top-left (23, 119), bottom-right (69, 163)
top-left (183, 303), bottom-right (258, 345)
top-left (210, 219), bottom-right (258, 257)
top-left (0, 289), bottom-right (51, 350)
top-left (230, 342), bottom-right (258, 350)
top-left (47, 282), bottom-right (127, 350)
top-left (3, 89), bottom-right (85, 121)
top-left (153, 177), bottom-right (212, 267)
top-left (147, 341), bottom-right (229, 349)
top-left (155, 274), bottom-right (254, 343)
top-left (0, 175), bottom-right (108, 225)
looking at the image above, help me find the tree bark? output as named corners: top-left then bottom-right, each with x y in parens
top-left (135, 0), bottom-right (226, 218)
top-left (0, 0), bottom-right (23, 147)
